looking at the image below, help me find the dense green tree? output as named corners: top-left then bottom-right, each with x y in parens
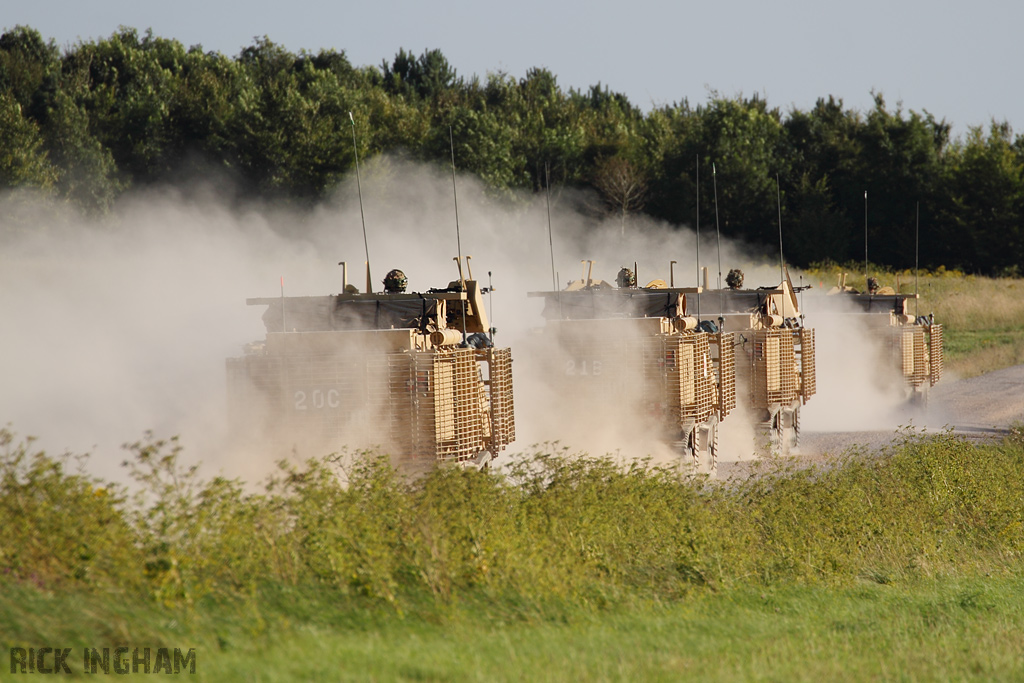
top-left (514, 68), bottom-right (588, 191)
top-left (430, 105), bottom-right (519, 192)
top-left (56, 29), bottom-right (191, 183)
top-left (0, 90), bottom-right (58, 189)
top-left (37, 90), bottom-right (123, 210)
top-left (1, 25), bottom-right (1022, 272)
top-left (782, 96), bottom-right (861, 262)
top-left (231, 38), bottom-right (358, 198)
top-left (847, 95), bottom-right (949, 269)
top-left (937, 122), bottom-right (1024, 273)
top-left (0, 26), bottom-right (58, 110)
top-left (381, 48), bottom-right (459, 100)
top-left (782, 173), bottom-right (852, 266)
top-left (650, 95), bottom-right (785, 244)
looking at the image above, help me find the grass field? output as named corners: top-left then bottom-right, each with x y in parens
top-left (3, 422), bottom-right (1024, 680)
top-left (5, 575), bottom-right (1024, 681)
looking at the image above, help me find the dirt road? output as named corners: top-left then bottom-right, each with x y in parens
top-left (717, 364), bottom-right (1024, 478)
top-left (801, 363), bottom-right (1024, 457)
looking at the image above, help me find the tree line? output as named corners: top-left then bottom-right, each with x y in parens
top-left (2, 26), bottom-right (1022, 274)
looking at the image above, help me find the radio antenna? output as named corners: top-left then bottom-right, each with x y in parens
top-left (545, 163), bottom-right (557, 291)
top-left (449, 125), bottom-right (465, 288)
top-left (349, 112), bottom-right (371, 293)
top-left (915, 201), bottom-right (920, 318)
top-left (713, 162), bottom-right (725, 316)
top-left (488, 270), bottom-right (495, 343)
top-left (777, 174), bottom-right (784, 287)
top-left (864, 190), bottom-right (869, 291)
top-left (695, 154), bottom-right (701, 320)
top-left (712, 162), bottom-right (723, 290)
top-left (449, 125), bottom-right (469, 345)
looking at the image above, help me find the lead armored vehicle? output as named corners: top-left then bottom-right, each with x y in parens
top-left (528, 262), bottom-right (736, 474)
top-left (226, 262), bottom-right (515, 471)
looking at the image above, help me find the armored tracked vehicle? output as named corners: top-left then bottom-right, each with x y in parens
top-left (226, 262), bottom-right (515, 471)
top-left (826, 273), bottom-right (943, 400)
top-left (528, 263), bottom-right (736, 474)
top-left (707, 268), bottom-right (817, 453)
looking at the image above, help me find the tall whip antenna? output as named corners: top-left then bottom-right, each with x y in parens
top-left (695, 154), bottom-right (701, 320)
top-left (864, 190), bottom-right (869, 291)
top-left (545, 163), bottom-right (557, 291)
top-left (449, 126), bottom-right (465, 286)
top-left (713, 162), bottom-right (723, 291)
top-left (349, 112), bottom-right (371, 293)
top-left (777, 174), bottom-right (784, 286)
top-left (449, 125), bottom-right (468, 344)
top-left (915, 201), bottom-right (920, 318)
top-left (713, 162), bottom-right (725, 316)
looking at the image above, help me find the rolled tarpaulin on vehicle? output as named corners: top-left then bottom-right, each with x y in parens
top-left (674, 316), bottom-right (699, 332)
top-left (430, 328), bottom-right (464, 346)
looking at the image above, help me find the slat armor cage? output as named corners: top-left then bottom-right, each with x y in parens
top-left (928, 324), bottom-right (943, 387)
top-left (885, 323), bottom-right (942, 390)
top-left (799, 328), bottom-right (817, 400)
top-left (647, 333), bottom-right (716, 427)
top-left (716, 331), bottom-right (737, 418)
top-left (898, 326), bottom-right (928, 388)
top-left (748, 327), bottom-right (815, 409)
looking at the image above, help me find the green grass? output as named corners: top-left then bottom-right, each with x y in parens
top-left (3, 426), bottom-right (1024, 680)
top-left (5, 576), bottom-right (1024, 681)
top-left (199, 577), bottom-right (1024, 681)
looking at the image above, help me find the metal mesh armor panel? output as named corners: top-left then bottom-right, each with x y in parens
top-left (548, 320), bottom-right (722, 438)
top-left (716, 331), bottom-right (737, 418)
top-left (651, 333), bottom-right (717, 426)
top-left (488, 348), bottom-right (516, 449)
top-left (929, 324), bottom-right (943, 387)
top-left (799, 328), bottom-right (816, 401)
top-left (750, 329), bottom-right (799, 408)
top-left (897, 326), bottom-right (929, 387)
top-left (226, 351), bottom-right (416, 455)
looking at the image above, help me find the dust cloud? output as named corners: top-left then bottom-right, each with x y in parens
top-left (799, 290), bottom-right (929, 434)
top-left (1, 158), bottom-right (915, 483)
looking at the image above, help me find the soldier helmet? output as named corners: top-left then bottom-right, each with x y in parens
top-left (726, 268), bottom-right (744, 290)
top-left (616, 267), bottom-right (636, 288)
top-left (383, 269), bottom-right (408, 293)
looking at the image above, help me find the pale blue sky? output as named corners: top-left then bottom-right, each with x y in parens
top-left (4, 0), bottom-right (1022, 139)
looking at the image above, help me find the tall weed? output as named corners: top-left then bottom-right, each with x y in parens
top-left (1, 427), bottom-right (1022, 618)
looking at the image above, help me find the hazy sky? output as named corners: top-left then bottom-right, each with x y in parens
top-left (5, 0), bottom-right (1021, 139)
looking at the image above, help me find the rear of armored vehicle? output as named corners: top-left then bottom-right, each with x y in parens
top-left (227, 279), bottom-right (515, 471)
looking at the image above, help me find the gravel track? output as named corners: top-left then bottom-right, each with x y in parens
top-left (807, 363), bottom-right (1024, 454)
top-left (718, 363), bottom-right (1024, 478)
